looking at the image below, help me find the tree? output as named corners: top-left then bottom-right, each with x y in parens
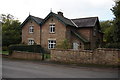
top-left (111, 1), bottom-right (120, 43)
top-left (100, 20), bottom-right (114, 43)
top-left (1, 14), bottom-right (21, 50)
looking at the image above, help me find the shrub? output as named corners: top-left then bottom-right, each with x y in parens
top-left (104, 43), bottom-right (120, 49)
top-left (56, 39), bottom-right (71, 50)
top-left (2, 46), bottom-right (8, 51)
top-left (8, 44), bottom-right (45, 55)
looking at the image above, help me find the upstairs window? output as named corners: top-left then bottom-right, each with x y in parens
top-left (28, 39), bottom-right (34, 45)
top-left (93, 28), bottom-right (96, 36)
top-left (48, 40), bottom-right (56, 49)
top-left (49, 23), bottom-right (55, 33)
top-left (29, 26), bottom-right (34, 33)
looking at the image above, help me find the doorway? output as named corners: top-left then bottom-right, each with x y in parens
top-left (73, 42), bottom-right (79, 50)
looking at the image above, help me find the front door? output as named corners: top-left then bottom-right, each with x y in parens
top-left (73, 42), bottom-right (79, 50)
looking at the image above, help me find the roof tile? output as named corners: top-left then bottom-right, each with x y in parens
top-left (72, 17), bottom-right (98, 27)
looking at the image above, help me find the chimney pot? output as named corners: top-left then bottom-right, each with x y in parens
top-left (57, 11), bottom-right (63, 17)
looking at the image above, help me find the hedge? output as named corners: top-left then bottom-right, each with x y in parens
top-left (104, 43), bottom-right (120, 49)
top-left (8, 44), bottom-right (45, 55)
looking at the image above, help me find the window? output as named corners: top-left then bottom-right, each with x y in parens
top-left (29, 26), bottom-right (34, 33)
top-left (48, 40), bottom-right (56, 49)
top-left (93, 28), bottom-right (96, 36)
top-left (28, 39), bottom-right (34, 45)
top-left (49, 24), bottom-right (55, 33)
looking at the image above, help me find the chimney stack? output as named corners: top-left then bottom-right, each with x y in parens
top-left (57, 11), bottom-right (64, 17)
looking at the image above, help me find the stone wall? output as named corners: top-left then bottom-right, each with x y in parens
top-left (11, 51), bottom-right (42, 60)
top-left (41, 16), bottom-right (66, 51)
top-left (51, 48), bottom-right (120, 66)
top-left (22, 19), bottom-right (41, 45)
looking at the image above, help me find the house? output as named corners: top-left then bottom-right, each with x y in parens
top-left (20, 11), bottom-right (103, 51)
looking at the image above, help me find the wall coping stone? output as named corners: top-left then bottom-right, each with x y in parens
top-left (13, 51), bottom-right (42, 54)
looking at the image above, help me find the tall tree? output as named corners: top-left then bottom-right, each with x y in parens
top-left (111, 1), bottom-right (120, 43)
top-left (100, 20), bottom-right (114, 43)
top-left (1, 14), bottom-right (21, 48)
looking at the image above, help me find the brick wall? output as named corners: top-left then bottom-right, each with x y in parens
top-left (51, 48), bottom-right (120, 66)
top-left (77, 28), bottom-right (92, 41)
top-left (11, 51), bottom-right (42, 60)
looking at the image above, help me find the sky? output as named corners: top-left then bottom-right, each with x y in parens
top-left (0, 0), bottom-right (115, 22)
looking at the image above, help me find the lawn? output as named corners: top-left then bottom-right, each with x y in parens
top-left (2, 51), bottom-right (9, 55)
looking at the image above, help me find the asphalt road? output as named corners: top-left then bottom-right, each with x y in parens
top-left (2, 58), bottom-right (119, 78)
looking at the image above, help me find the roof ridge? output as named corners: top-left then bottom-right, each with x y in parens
top-left (72, 17), bottom-right (98, 20)
top-left (51, 12), bottom-right (75, 27)
top-left (30, 15), bottom-right (43, 20)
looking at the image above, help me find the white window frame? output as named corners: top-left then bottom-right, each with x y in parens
top-left (49, 23), bottom-right (55, 33)
top-left (48, 39), bottom-right (56, 49)
top-left (28, 38), bottom-right (34, 45)
top-left (29, 25), bottom-right (34, 33)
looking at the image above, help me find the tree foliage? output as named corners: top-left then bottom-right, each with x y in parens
top-left (100, 20), bottom-right (114, 43)
top-left (100, 1), bottom-right (120, 49)
top-left (1, 14), bottom-right (21, 49)
top-left (111, 1), bottom-right (120, 43)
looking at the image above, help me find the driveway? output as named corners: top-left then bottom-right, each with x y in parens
top-left (2, 58), bottom-right (119, 78)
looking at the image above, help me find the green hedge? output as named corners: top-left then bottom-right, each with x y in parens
top-left (104, 43), bottom-right (120, 49)
top-left (2, 46), bottom-right (8, 51)
top-left (8, 44), bottom-right (45, 55)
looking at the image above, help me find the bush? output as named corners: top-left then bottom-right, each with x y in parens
top-left (44, 53), bottom-right (51, 59)
top-left (56, 39), bottom-right (71, 50)
top-left (8, 44), bottom-right (45, 55)
top-left (104, 43), bottom-right (120, 49)
top-left (2, 46), bottom-right (8, 51)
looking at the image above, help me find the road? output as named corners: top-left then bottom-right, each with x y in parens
top-left (2, 58), bottom-right (119, 78)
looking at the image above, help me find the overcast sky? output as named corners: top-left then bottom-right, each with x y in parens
top-left (0, 0), bottom-right (115, 22)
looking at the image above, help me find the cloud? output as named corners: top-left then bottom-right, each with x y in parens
top-left (0, 0), bottom-right (115, 22)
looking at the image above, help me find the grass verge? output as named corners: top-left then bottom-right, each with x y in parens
top-left (2, 51), bottom-right (9, 55)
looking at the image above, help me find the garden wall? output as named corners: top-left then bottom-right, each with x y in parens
top-left (11, 51), bottom-right (43, 60)
top-left (51, 48), bottom-right (120, 66)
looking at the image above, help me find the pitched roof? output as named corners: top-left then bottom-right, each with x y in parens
top-left (31, 15), bottom-right (43, 24)
top-left (20, 15), bottom-right (43, 28)
top-left (21, 12), bottom-right (99, 29)
top-left (41, 12), bottom-right (75, 27)
top-left (41, 12), bottom-right (99, 28)
top-left (54, 13), bottom-right (75, 26)
top-left (71, 30), bottom-right (89, 43)
top-left (72, 17), bottom-right (98, 27)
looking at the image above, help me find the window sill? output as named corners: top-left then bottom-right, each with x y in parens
top-left (49, 32), bottom-right (55, 34)
top-left (48, 48), bottom-right (55, 50)
top-left (29, 32), bottom-right (34, 34)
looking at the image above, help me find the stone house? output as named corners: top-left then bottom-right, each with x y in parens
top-left (20, 11), bottom-right (103, 51)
